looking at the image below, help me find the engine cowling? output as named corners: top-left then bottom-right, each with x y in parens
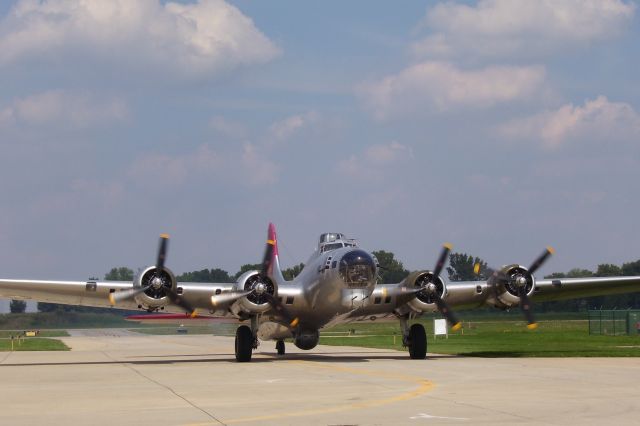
top-left (405, 270), bottom-right (448, 313)
top-left (490, 264), bottom-right (536, 308)
top-left (133, 265), bottom-right (177, 311)
top-left (231, 270), bottom-right (277, 315)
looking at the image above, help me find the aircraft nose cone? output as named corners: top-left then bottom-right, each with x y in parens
top-left (338, 250), bottom-right (376, 287)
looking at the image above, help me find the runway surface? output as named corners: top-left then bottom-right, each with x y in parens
top-left (1, 331), bottom-right (639, 425)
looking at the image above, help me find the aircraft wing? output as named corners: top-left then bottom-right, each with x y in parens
top-left (0, 278), bottom-right (236, 313)
top-left (358, 274), bottom-right (640, 324)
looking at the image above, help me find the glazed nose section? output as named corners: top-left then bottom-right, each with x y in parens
top-left (338, 250), bottom-right (376, 287)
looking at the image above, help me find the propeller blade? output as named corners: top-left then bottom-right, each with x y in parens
top-left (433, 292), bottom-right (462, 331)
top-left (528, 246), bottom-right (555, 275)
top-left (518, 286), bottom-right (537, 330)
top-left (210, 291), bottom-right (252, 307)
top-left (156, 234), bottom-right (169, 271)
top-left (432, 243), bottom-right (452, 278)
top-left (166, 287), bottom-right (197, 317)
top-left (264, 293), bottom-right (299, 328)
top-left (261, 238), bottom-right (275, 276)
top-left (109, 285), bottom-right (149, 305)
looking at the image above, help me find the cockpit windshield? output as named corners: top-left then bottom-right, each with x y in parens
top-left (321, 242), bottom-right (344, 253)
top-left (317, 233), bottom-right (359, 253)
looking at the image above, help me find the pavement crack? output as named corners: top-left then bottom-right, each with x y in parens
top-left (100, 351), bottom-right (226, 426)
top-left (0, 351), bottom-right (12, 364)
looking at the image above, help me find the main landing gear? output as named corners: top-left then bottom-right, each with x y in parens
top-left (235, 317), bottom-right (259, 362)
top-left (400, 316), bottom-right (427, 359)
top-left (276, 340), bottom-right (285, 356)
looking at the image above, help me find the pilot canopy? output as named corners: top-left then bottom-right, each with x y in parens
top-left (318, 233), bottom-right (358, 253)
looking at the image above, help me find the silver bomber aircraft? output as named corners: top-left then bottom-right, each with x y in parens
top-left (2, 223), bottom-right (640, 362)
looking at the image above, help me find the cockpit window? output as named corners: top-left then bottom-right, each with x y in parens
top-left (339, 250), bottom-right (376, 287)
top-left (321, 242), bottom-right (343, 253)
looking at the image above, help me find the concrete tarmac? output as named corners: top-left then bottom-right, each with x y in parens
top-left (1, 332), bottom-right (639, 425)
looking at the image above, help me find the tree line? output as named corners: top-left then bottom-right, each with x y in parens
top-left (8, 251), bottom-right (640, 313)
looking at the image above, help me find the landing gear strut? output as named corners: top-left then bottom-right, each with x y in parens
top-left (400, 316), bottom-right (427, 359)
top-left (276, 340), bottom-right (285, 356)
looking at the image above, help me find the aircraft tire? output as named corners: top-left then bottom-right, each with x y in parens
top-left (235, 325), bottom-right (253, 362)
top-left (408, 323), bottom-right (427, 359)
top-left (276, 340), bottom-right (285, 356)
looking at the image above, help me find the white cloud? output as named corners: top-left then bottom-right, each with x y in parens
top-left (0, 0), bottom-right (280, 79)
top-left (268, 111), bottom-right (319, 141)
top-left (128, 144), bottom-right (222, 188)
top-left (209, 116), bottom-right (248, 140)
top-left (128, 143), bottom-right (277, 189)
top-left (498, 96), bottom-right (640, 148)
top-left (413, 0), bottom-right (635, 59)
top-left (0, 90), bottom-right (128, 128)
top-left (338, 141), bottom-right (413, 180)
top-left (240, 143), bottom-right (278, 186)
top-left (359, 61), bottom-right (545, 119)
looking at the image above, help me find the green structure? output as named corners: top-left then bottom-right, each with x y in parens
top-left (588, 310), bottom-right (640, 336)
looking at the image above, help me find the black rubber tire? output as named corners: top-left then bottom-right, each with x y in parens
top-left (235, 325), bottom-right (253, 362)
top-left (276, 340), bottom-right (285, 356)
top-left (408, 323), bottom-right (427, 359)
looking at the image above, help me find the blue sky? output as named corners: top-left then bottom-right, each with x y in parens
top-left (0, 0), bottom-right (639, 291)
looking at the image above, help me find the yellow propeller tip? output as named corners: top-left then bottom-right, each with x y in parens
top-left (451, 322), bottom-right (462, 331)
top-left (547, 246), bottom-right (555, 255)
top-left (527, 323), bottom-right (539, 330)
top-left (108, 294), bottom-right (116, 306)
top-left (160, 233), bottom-right (170, 239)
top-left (443, 242), bottom-right (453, 250)
top-left (190, 310), bottom-right (198, 319)
top-left (266, 239), bottom-right (276, 245)
top-left (290, 318), bottom-right (299, 327)
top-left (473, 263), bottom-right (480, 274)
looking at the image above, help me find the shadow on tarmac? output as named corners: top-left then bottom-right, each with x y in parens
top-left (0, 350), bottom-right (456, 367)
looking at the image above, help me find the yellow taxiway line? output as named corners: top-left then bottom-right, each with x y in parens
top-left (188, 360), bottom-right (435, 425)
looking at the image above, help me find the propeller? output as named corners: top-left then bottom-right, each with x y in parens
top-left (385, 243), bottom-right (461, 330)
top-left (477, 246), bottom-right (555, 330)
top-left (426, 243), bottom-right (462, 330)
top-left (210, 225), bottom-right (299, 329)
top-left (109, 234), bottom-right (197, 317)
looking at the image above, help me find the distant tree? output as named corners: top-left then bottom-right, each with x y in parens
top-left (596, 264), bottom-right (622, 277)
top-left (372, 250), bottom-right (409, 284)
top-left (447, 253), bottom-right (488, 281)
top-left (234, 264), bottom-right (262, 280)
top-left (177, 268), bottom-right (234, 283)
top-left (283, 263), bottom-right (305, 280)
top-left (105, 267), bottom-right (134, 281)
top-left (10, 300), bottom-right (27, 313)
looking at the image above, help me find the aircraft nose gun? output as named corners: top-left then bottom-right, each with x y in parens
top-left (338, 250), bottom-right (377, 288)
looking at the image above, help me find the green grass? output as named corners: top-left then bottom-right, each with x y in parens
top-left (0, 337), bottom-right (70, 351)
top-left (0, 330), bottom-right (69, 338)
top-left (0, 312), bottom-right (133, 329)
top-left (320, 319), bottom-right (640, 357)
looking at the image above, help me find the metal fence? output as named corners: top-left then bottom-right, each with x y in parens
top-left (588, 310), bottom-right (640, 336)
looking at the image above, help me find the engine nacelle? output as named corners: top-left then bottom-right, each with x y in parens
top-left (133, 265), bottom-right (177, 311)
top-left (231, 270), bottom-right (276, 315)
top-left (404, 270), bottom-right (447, 313)
top-left (490, 264), bottom-right (536, 308)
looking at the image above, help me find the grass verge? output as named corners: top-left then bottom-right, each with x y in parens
top-left (320, 319), bottom-right (640, 357)
top-left (0, 337), bottom-right (69, 351)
